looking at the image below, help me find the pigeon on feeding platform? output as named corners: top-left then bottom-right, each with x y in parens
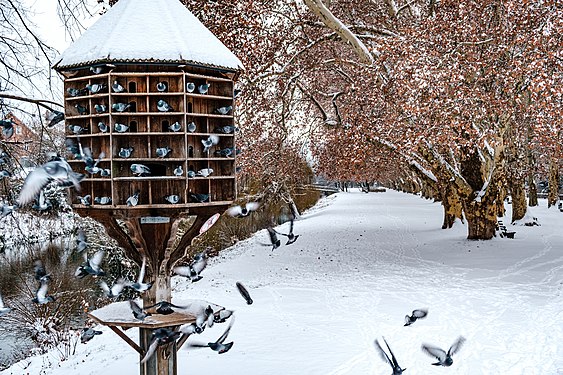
top-left (156, 81), bottom-right (168, 92)
top-left (34, 259), bottom-right (51, 283)
top-left (68, 124), bottom-right (88, 135)
top-left (197, 168), bottom-right (213, 177)
top-left (32, 278), bottom-right (55, 304)
top-left (0, 291), bottom-right (11, 316)
top-left (32, 190), bottom-right (51, 211)
top-left (111, 80), bottom-right (125, 93)
top-left (276, 218), bottom-right (300, 245)
top-left (112, 102), bottom-right (131, 113)
top-left (141, 328), bottom-right (181, 364)
top-left (173, 251), bottom-right (207, 282)
top-left (129, 300), bottom-right (151, 321)
top-left (215, 105), bottom-right (232, 115)
top-left (157, 100), bottom-right (173, 112)
top-left (131, 164), bottom-right (151, 176)
top-left (114, 123), bottom-right (129, 133)
top-left (168, 121), bottom-right (181, 132)
top-left (66, 88), bottom-right (81, 97)
top-left (126, 257), bottom-right (152, 292)
top-left (235, 282), bottom-right (253, 305)
top-left (374, 337), bottom-right (406, 375)
top-left (18, 159), bottom-right (83, 206)
top-left (126, 190), bottom-right (140, 207)
top-left (173, 165), bottom-right (183, 176)
top-left (75, 250), bottom-right (106, 278)
top-left (100, 168), bottom-right (111, 177)
top-left (100, 278), bottom-right (126, 299)
top-left (260, 227), bottom-right (281, 250)
top-left (97, 121), bottom-right (108, 133)
top-left (89, 66), bottom-right (105, 74)
top-left (186, 82), bottom-right (195, 92)
top-left (214, 147), bottom-right (234, 157)
top-left (80, 328), bottom-right (102, 344)
top-left (86, 83), bottom-right (106, 94)
top-left (45, 110), bottom-right (64, 128)
top-left (227, 202), bottom-right (260, 218)
top-left (214, 309), bottom-right (234, 323)
top-left (94, 196), bottom-right (112, 205)
top-left (188, 315), bottom-right (235, 354)
top-left (93, 104), bottom-right (107, 113)
top-left (188, 192), bottom-right (209, 203)
top-left (74, 104), bottom-right (89, 115)
top-left (404, 308), bottom-right (428, 326)
top-left (156, 147), bottom-right (172, 158)
top-left (201, 134), bottom-right (220, 153)
top-left (197, 83), bottom-right (210, 94)
top-left (187, 122), bottom-right (196, 133)
top-left (421, 336), bottom-right (466, 367)
top-left (118, 147), bottom-right (134, 158)
top-left (144, 301), bottom-right (187, 315)
top-left (76, 229), bottom-right (88, 253)
top-left (165, 194), bottom-right (180, 204)
top-left (77, 194), bottom-right (92, 206)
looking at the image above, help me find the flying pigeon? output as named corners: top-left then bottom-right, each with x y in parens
top-left (126, 190), bottom-right (140, 207)
top-left (214, 309), bottom-right (234, 323)
top-left (76, 229), bottom-right (88, 253)
top-left (111, 80), bottom-right (125, 93)
top-left (141, 328), bottom-right (181, 364)
top-left (173, 165), bottom-right (183, 176)
top-left (131, 164), bottom-right (151, 176)
top-left (188, 192), bottom-right (209, 203)
top-left (34, 259), bottom-right (51, 283)
top-left (86, 83), bottom-right (106, 94)
top-left (374, 337), bottom-right (406, 375)
top-left (126, 257), bottom-right (152, 292)
top-left (32, 278), bottom-right (55, 304)
top-left (215, 105), bottom-right (233, 115)
top-left (97, 121), bottom-right (108, 133)
top-left (187, 122), bottom-right (196, 133)
top-left (18, 159), bottom-right (83, 206)
top-left (201, 135), bottom-right (220, 153)
top-left (186, 82), bottom-right (195, 92)
top-left (188, 315), bottom-right (235, 354)
top-left (94, 196), bottom-right (112, 205)
top-left (75, 250), bottom-right (106, 279)
top-left (197, 83), bottom-right (210, 94)
top-left (68, 125), bottom-right (88, 134)
top-left (276, 219), bottom-right (300, 245)
top-left (262, 227), bottom-right (281, 250)
top-left (94, 104), bottom-right (107, 113)
top-left (118, 147), bottom-right (134, 158)
top-left (235, 282), bottom-right (253, 305)
top-left (0, 291), bottom-right (11, 316)
top-left (77, 194), bottom-right (92, 206)
top-left (165, 194), bottom-right (180, 204)
top-left (45, 110), bottom-right (64, 128)
top-left (197, 168), bottom-right (213, 177)
top-left (421, 336), bottom-right (466, 367)
top-left (157, 100), bottom-right (173, 112)
top-left (404, 308), bottom-right (428, 326)
top-left (100, 278), bottom-right (127, 299)
top-left (114, 123), bottom-right (129, 133)
top-left (227, 202), bottom-right (260, 218)
top-left (173, 251), bottom-right (207, 282)
top-left (80, 328), bottom-right (102, 344)
top-left (129, 300), bottom-right (151, 321)
top-left (168, 122), bottom-right (181, 132)
top-left (144, 301), bottom-right (187, 316)
top-left (156, 82), bottom-right (168, 92)
top-left (32, 190), bottom-right (51, 211)
top-left (112, 103), bottom-right (131, 113)
top-left (156, 147), bottom-right (172, 158)
top-left (78, 144), bottom-right (105, 174)
top-left (74, 104), bottom-right (89, 115)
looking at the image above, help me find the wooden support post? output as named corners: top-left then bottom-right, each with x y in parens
top-left (139, 327), bottom-right (178, 375)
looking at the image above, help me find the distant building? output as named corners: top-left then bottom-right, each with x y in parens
top-left (2, 112), bottom-right (38, 159)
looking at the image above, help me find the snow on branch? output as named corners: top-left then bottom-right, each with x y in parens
top-left (409, 160), bottom-right (437, 182)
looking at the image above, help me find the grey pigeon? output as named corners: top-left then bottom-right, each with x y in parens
top-left (66, 88), bottom-right (81, 97)
top-left (141, 328), bottom-right (181, 364)
top-left (276, 219), bottom-right (300, 245)
top-left (126, 190), bottom-right (140, 207)
top-left (156, 147), bottom-right (172, 158)
top-left (78, 194), bottom-right (92, 206)
top-left (94, 104), bottom-right (107, 114)
top-left (214, 125), bottom-right (236, 134)
top-left (215, 105), bottom-right (232, 115)
top-left (32, 278), bottom-right (55, 304)
top-left (188, 192), bottom-right (209, 203)
top-left (74, 104), bottom-right (88, 115)
top-left (157, 100), bottom-right (173, 112)
top-left (165, 194), bottom-right (180, 204)
top-left (187, 169), bottom-right (196, 178)
top-left (76, 229), bottom-right (88, 253)
top-left (112, 102), bottom-right (131, 113)
top-left (111, 80), bottom-right (125, 93)
top-left (214, 309), bottom-right (234, 323)
top-left (129, 300), bottom-right (151, 321)
top-left (97, 121), bottom-right (108, 133)
top-left (144, 301), bottom-right (187, 316)
top-left (126, 257), bottom-right (152, 292)
top-left (45, 110), bottom-right (64, 128)
top-left (86, 83), bottom-right (106, 94)
top-left (187, 122), bottom-right (197, 133)
top-left (81, 328), bottom-right (102, 344)
top-left (235, 281), bottom-right (253, 305)
top-left (263, 227), bottom-right (281, 250)
top-left (201, 135), bottom-right (220, 153)
top-left (0, 291), bottom-right (11, 316)
top-left (173, 165), bottom-right (183, 176)
top-left (100, 278), bottom-right (127, 299)
top-left (114, 123), bottom-right (129, 133)
top-left (227, 202), bottom-right (259, 218)
top-left (94, 196), bottom-right (112, 205)
top-left (90, 66), bottom-right (105, 74)
top-left (421, 336), bottom-right (466, 367)
top-left (131, 164), bottom-right (151, 176)
top-left (34, 259), bottom-right (51, 283)
top-left (0, 204), bottom-right (14, 219)
top-left (186, 82), bottom-right (195, 92)
top-left (75, 250), bottom-right (106, 279)
top-left (214, 147), bottom-right (234, 157)
top-left (100, 169), bottom-right (111, 177)
top-left (168, 122), bottom-right (181, 132)
top-left (118, 147), bottom-right (134, 158)
top-left (69, 124), bottom-right (88, 134)
top-left (188, 315), bottom-right (235, 354)
top-left (156, 82), bottom-right (168, 92)
top-left (375, 337), bottom-right (406, 375)
top-left (78, 144), bottom-right (104, 174)
top-left (173, 252), bottom-right (207, 282)
top-left (197, 83), bottom-right (210, 94)
top-left (197, 168), bottom-right (213, 177)
top-left (404, 308), bottom-right (428, 326)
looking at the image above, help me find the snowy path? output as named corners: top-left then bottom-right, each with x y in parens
top-left (3, 190), bottom-right (563, 375)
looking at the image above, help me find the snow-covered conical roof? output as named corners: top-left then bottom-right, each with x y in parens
top-left (53, 0), bottom-right (243, 71)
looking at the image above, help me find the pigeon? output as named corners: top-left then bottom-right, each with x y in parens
top-left (197, 168), bottom-right (213, 177)
top-left (141, 328), bottom-right (181, 364)
top-left (173, 165), bottom-right (183, 176)
top-left (186, 82), bottom-right (195, 92)
top-left (0, 170), bottom-right (9, 179)
top-left (86, 83), bottom-right (106, 94)
top-left (94, 104), bottom-right (107, 114)
top-left (263, 227), bottom-right (281, 250)
top-left (168, 122), bottom-right (181, 132)
top-left (215, 105), bottom-right (233, 115)
top-left (18, 159), bottom-right (83, 206)
top-left (131, 164), bottom-right (151, 176)
top-left (97, 121), bottom-right (108, 133)
top-left (235, 282), bottom-right (253, 305)
top-left (112, 102), bottom-right (131, 113)
top-left (126, 257), bottom-right (152, 292)
top-left (374, 337), bottom-right (406, 375)
top-left (188, 192), bottom-right (209, 203)
top-left (118, 147), bottom-right (134, 158)
top-left (32, 190), bottom-right (51, 211)
top-left (0, 204), bottom-right (14, 219)
top-left (234, 89), bottom-right (242, 98)
top-left (188, 316), bottom-right (235, 354)
top-left (68, 124), bottom-right (88, 134)
top-left (114, 123), bottom-right (129, 133)
top-left (80, 328), bottom-right (102, 344)
top-left (277, 219), bottom-right (300, 245)
top-left (214, 309), bottom-right (234, 323)
top-left (178, 323), bottom-right (199, 335)
top-left (156, 82), bottom-right (168, 92)
top-left (173, 251), bottom-right (207, 282)
top-left (65, 139), bottom-right (81, 159)
top-left (214, 125), bottom-right (236, 134)
top-left (100, 169), bottom-right (111, 177)
top-left (187, 122), bottom-right (196, 133)
top-left (78, 144), bottom-right (105, 174)
top-left (197, 83), bottom-right (210, 94)
top-left (45, 110), bottom-right (64, 128)
top-left (126, 190), bottom-right (140, 207)
top-left (157, 100), bottom-right (173, 112)
top-left (421, 336), bottom-right (466, 367)
top-left (32, 278), bottom-right (55, 304)
top-left (187, 169), bottom-right (196, 178)
top-left (76, 229), bottom-right (88, 253)
top-left (165, 195), bottom-right (180, 204)
top-left (111, 80), bottom-right (125, 93)
top-left (100, 278), bottom-right (127, 299)
top-left (156, 147), bottom-right (172, 158)
top-left (77, 194), bottom-right (92, 206)
top-left (144, 301), bottom-right (187, 315)
top-left (0, 291), bottom-right (11, 316)
top-left (66, 88), bottom-right (81, 97)
top-left (74, 104), bottom-right (89, 115)
top-left (94, 196), bottom-right (112, 205)
top-left (201, 135), bottom-right (220, 153)
top-left (214, 147), bottom-right (234, 157)
top-left (0, 121), bottom-right (13, 139)
top-left (34, 259), bottom-right (51, 283)
top-left (227, 202), bottom-right (260, 218)
top-left (404, 308), bottom-right (428, 326)
top-left (74, 250), bottom-right (106, 278)
top-left (89, 66), bottom-right (105, 74)
top-left (129, 300), bottom-right (151, 321)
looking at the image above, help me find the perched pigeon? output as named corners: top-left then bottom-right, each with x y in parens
top-left (94, 196), bottom-right (112, 205)
top-left (18, 159), bottom-right (83, 206)
top-left (32, 278), bottom-right (55, 304)
top-left (144, 301), bottom-right (187, 316)
top-left (156, 147), bottom-right (172, 158)
top-left (214, 309), bottom-right (234, 323)
top-left (126, 190), bottom-right (140, 207)
top-left (157, 100), bottom-right (173, 112)
top-left (77, 194), bottom-right (92, 206)
top-left (76, 229), bottom-right (88, 253)
top-left (168, 122), bottom-right (181, 132)
top-left (78, 144), bottom-right (104, 174)
top-left (68, 125), bottom-right (88, 134)
top-left (89, 66), bottom-right (105, 74)
top-left (188, 316), bottom-right (235, 354)
top-left (197, 83), bottom-right (210, 94)
top-left (45, 110), bottom-right (64, 128)
top-left (227, 202), bottom-right (259, 218)
top-left (173, 252), bottom-right (207, 282)
top-left (276, 219), bottom-right (300, 245)
top-left (0, 204), bottom-right (14, 219)
top-left (80, 328), bottom-right (102, 344)
top-left (74, 104), bottom-right (89, 115)
top-left (118, 147), bottom-right (134, 158)
top-left (187, 122), bottom-right (196, 133)
top-left (186, 82), bottom-right (195, 92)
top-left (111, 81), bottom-right (125, 93)
top-left (214, 125), bottom-right (236, 134)
top-left (93, 104), bottom-right (107, 114)
top-left (421, 336), bottom-right (466, 367)
top-left (141, 328), bottom-right (181, 364)
top-left (374, 337), bottom-right (406, 375)
top-left (187, 169), bottom-right (196, 178)
top-left (197, 168), bottom-right (213, 177)
top-left (75, 250), bottom-right (106, 278)
top-left (173, 165), bottom-right (183, 176)
top-left (188, 192), bottom-right (209, 203)
top-left (100, 278), bottom-right (127, 299)
top-left (215, 105), bottom-right (233, 115)
top-left (201, 135), bottom-right (220, 153)
top-left (214, 147), bottom-right (234, 157)
top-left (86, 83), bottom-right (106, 94)
top-left (131, 164), bottom-right (151, 176)
top-left (129, 300), bottom-right (151, 321)
top-left (112, 103), bottom-right (131, 113)
top-left (165, 194), bottom-right (180, 204)
top-left (114, 123), bottom-right (129, 133)
top-left (126, 257), bottom-right (152, 292)
top-left (235, 282), bottom-right (253, 305)
top-left (66, 88), bottom-right (81, 97)
top-left (0, 170), bottom-right (9, 179)
top-left (156, 82), bottom-right (168, 92)
top-left (404, 308), bottom-right (428, 326)
top-left (97, 121), bottom-right (108, 133)
top-left (100, 169), bottom-right (111, 177)
top-left (0, 291), bottom-right (11, 316)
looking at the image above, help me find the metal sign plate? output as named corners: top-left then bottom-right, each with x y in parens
top-left (140, 216), bottom-right (170, 224)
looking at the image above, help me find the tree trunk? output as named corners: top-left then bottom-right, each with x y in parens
top-left (548, 158), bottom-right (559, 208)
top-left (528, 174), bottom-right (538, 206)
top-left (510, 179), bottom-right (527, 222)
top-left (441, 183), bottom-right (463, 229)
top-left (463, 199), bottom-right (498, 240)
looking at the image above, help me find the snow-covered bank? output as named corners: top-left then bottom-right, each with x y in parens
top-left (2, 190), bottom-right (563, 375)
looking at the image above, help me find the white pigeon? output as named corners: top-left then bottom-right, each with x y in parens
top-left (100, 278), bottom-right (127, 299)
top-left (201, 135), bottom-right (220, 153)
top-left (227, 202), bottom-right (260, 218)
top-left (126, 257), bottom-right (152, 292)
top-left (197, 168), bottom-right (214, 177)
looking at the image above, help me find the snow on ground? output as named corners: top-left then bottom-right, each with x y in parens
top-left (3, 190), bottom-right (563, 375)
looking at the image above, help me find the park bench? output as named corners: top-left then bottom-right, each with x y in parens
top-left (497, 221), bottom-right (516, 239)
